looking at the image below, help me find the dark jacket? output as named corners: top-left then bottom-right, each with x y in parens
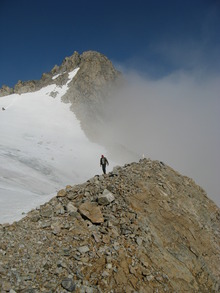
top-left (100, 157), bottom-right (109, 166)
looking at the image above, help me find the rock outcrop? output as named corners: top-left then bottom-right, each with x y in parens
top-left (60, 51), bottom-right (123, 145)
top-left (0, 51), bottom-right (82, 97)
top-left (0, 159), bottom-right (219, 292)
top-left (0, 85), bottom-right (13, 96)
top-left (0, 51), bottom-right (121, 100)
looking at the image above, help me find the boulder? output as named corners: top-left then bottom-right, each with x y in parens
top-left (78, 202), bottom-right (104, 223)
top-left (98, 189), bottom-right (115, 205)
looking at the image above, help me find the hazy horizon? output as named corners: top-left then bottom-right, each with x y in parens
top-left (100, 64), bottom-right (220, 207)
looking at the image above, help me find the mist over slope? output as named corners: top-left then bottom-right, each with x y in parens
top-left (55, 51), bottom-right (220, 207)
top-left (98, 70), bottom-right (220, 207)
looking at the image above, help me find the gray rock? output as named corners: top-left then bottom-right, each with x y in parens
top-left (40, 205), bottom-right (53, 218)
top-left (39, 220), bottom-right (51, 228)
top-left (61, 278), bottom-right (76, 292)
top-left (28, 210), bottom-right (40, 222)
top-left (136, 237), bottom-right (143, 246)
top-left (98, 189), bottom-right (115, 205)
top-left (78, 245), bottom-right (90, 254)
top-left (54, 203), bottom-right (65, 215)
top-left (67, 202), bottom-right (78, 214)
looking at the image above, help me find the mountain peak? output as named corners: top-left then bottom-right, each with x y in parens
top-left (0, 50), bottom-right (120, 98)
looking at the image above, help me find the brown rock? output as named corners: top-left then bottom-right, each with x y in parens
top-left (114, 267), bottom-right (128, 285)
top-left (78, 202), bottom-right (104, 223)
top-left (57, 189), bottom-right (66, 197)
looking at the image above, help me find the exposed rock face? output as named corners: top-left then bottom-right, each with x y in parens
top-left (62, 51), bottom-right (121, 104)
top-left (61, 51), bottom-right (123, 144)
top-left (0, 159), bottom-right (219, 292)
top-left (0, 85), bottom-right (13, 96)
top-left (0, 51), bottom-right (121, 100)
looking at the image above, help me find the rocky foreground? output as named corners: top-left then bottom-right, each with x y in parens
top-left (0, 159), bottom-right (220, 292)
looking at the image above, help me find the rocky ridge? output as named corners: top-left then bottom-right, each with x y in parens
top-left (0, 159), bottom-right (220, 292)
top-left (0, 51), bottom-right (121, 99)
top-left (0, 52), bottom-right (78, 97)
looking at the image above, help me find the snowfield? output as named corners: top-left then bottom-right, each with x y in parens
top-left (0, 68), bottom-right (111, 224)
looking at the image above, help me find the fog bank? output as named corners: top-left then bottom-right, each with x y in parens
top-left (103, 70), bottom-right (220, 206)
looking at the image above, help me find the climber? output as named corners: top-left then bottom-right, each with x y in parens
top-left (100, 155), bottom-right (109, 175)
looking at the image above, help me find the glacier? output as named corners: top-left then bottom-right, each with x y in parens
top-left (0, 68), bottom-right (111, 223)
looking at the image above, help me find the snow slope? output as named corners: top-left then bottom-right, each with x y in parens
top-left (0, 68), bottom-right (110, 224)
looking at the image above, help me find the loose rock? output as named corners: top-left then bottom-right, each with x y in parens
top-left (98, 189), bottom-right (115, 205)
top-left (0, 158), bottom-right (219, 293)
top-left (78, 202), bottom-right (104, 223)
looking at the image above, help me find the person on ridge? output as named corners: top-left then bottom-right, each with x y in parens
top-left (100, 155), bottom-right (109, 175)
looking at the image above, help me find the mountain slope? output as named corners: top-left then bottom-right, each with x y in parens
top-left (0, 159), bottom-right (219, 292)
top-left (0, 51), bottom-right (138, 223)
top-left (0, 51), bottom-right (137, 163)
top-left (0, 68), bottom-right (110, 223)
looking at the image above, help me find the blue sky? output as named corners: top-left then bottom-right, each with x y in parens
top-left (0, 0), bottom-right (220, 87)
top-left (0, 0), bottom-right (220, 205)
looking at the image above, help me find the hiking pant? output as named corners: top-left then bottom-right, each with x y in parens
top-left (102, 164), bottom-right (106, 174)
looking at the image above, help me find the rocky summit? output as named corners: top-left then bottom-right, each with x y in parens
top-left (0, 158), bottom-right (219, 292)
top-left (0, 51), bottom-right (120, 96)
